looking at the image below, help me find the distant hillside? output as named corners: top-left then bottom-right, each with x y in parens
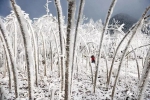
top-left (109, 13), bottom-right (138, 32)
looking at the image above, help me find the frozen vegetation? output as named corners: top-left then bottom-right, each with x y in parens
top-left (0, 0), bottom-right (150, 100)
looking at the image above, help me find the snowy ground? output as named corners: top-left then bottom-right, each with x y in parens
top-left (0, 58), bottom-right (150, 100)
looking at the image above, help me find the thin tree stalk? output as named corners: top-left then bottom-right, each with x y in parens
top-left (144, 14), bottom-right (150, 20)
top-left (50, 28), bottom-right (60, 77)
top-left (10, 0), bottom-right (35, 99)
top-left (65, 0), bottom-right (76, 100)
top-left (125, 43), bottom-right (150, 57)
top-left (89, 61), bottom-right (94, 84)
top-left (54, 0), bottom-right (65, 91)
top-left (0, 18), bottom-right (18, 98)
top-left (94, 0), bottom-right (117, 93)
top-left (0, 37), bottom-right (11, 92)
top-left (71, 0), bottom-right (85, 92)
top-left (138, 48), bottom-right (150, 100)
top-left (131, 46), bottom-right (140, 80)
top-left (26, 20), bottom-right (38, 86)
top-left (50, 42), bottom-right (53, 71)
top-left (108, 23), bottom-right (136, 85)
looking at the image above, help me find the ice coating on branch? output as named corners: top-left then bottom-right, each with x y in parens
top-left (65, 0), bottom-right (76, 100)
top-left (0, 18), bottom-right (19, 98)
top-left (138, 48), bottom-right (150, 100)
top-left (13, 3), bottom-right (35, 99)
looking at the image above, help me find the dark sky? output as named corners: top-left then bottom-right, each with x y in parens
top-left (0, 0), bottom-right (150, 22)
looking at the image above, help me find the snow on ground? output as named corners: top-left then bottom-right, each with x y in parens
top-left (0, 57), bottom-right (150, 100)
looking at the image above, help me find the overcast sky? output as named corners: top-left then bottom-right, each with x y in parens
top-left (0, 0), bottom-right (150, 22)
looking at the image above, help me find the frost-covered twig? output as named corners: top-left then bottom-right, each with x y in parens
top-left (125, 43), bottom-right (150, 57)
top-left (131, 46), bottom-right (140, 80)
top-left (144, 14), bottom-right (150, 20)
top-left (93, 0), bottom-right (117, 93)
top-left (44, 0), bottom-right (51, 15)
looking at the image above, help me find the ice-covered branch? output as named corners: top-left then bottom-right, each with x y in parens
top-left (108, 23), bottom-right (137, 85)
top-left (93, 0), bottom-right (118, 93)
top-left (65, 0), bottom-right (76, 100)
top-left (144, 14), bottom-right (150, 20)
top-left (10, 0), bottom-right (35, 99)
top-left (111, 6), bottom-right (150, 100)
top-left (125, 43), bottom-right (150, 57)
top-left (71, 0), bottom-right (85, 93)
top-left (44, 0), bottom-right (51, 15)
top-left (138, 47), bottom-right (150, 100)
top-left (0, 18), bottom-right (18, 98)
top-left (54, 0), bottom-right (65, 91)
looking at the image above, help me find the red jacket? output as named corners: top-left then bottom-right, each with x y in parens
top-left (91, 56), bottom-right (95, 61)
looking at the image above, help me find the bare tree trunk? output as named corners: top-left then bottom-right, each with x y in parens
top-left (65, 0), bottom-right (76, 100)
top-left (93, 0), bottom-right (117, 93)
top-left (111, 6), bottom-right (150, 100)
